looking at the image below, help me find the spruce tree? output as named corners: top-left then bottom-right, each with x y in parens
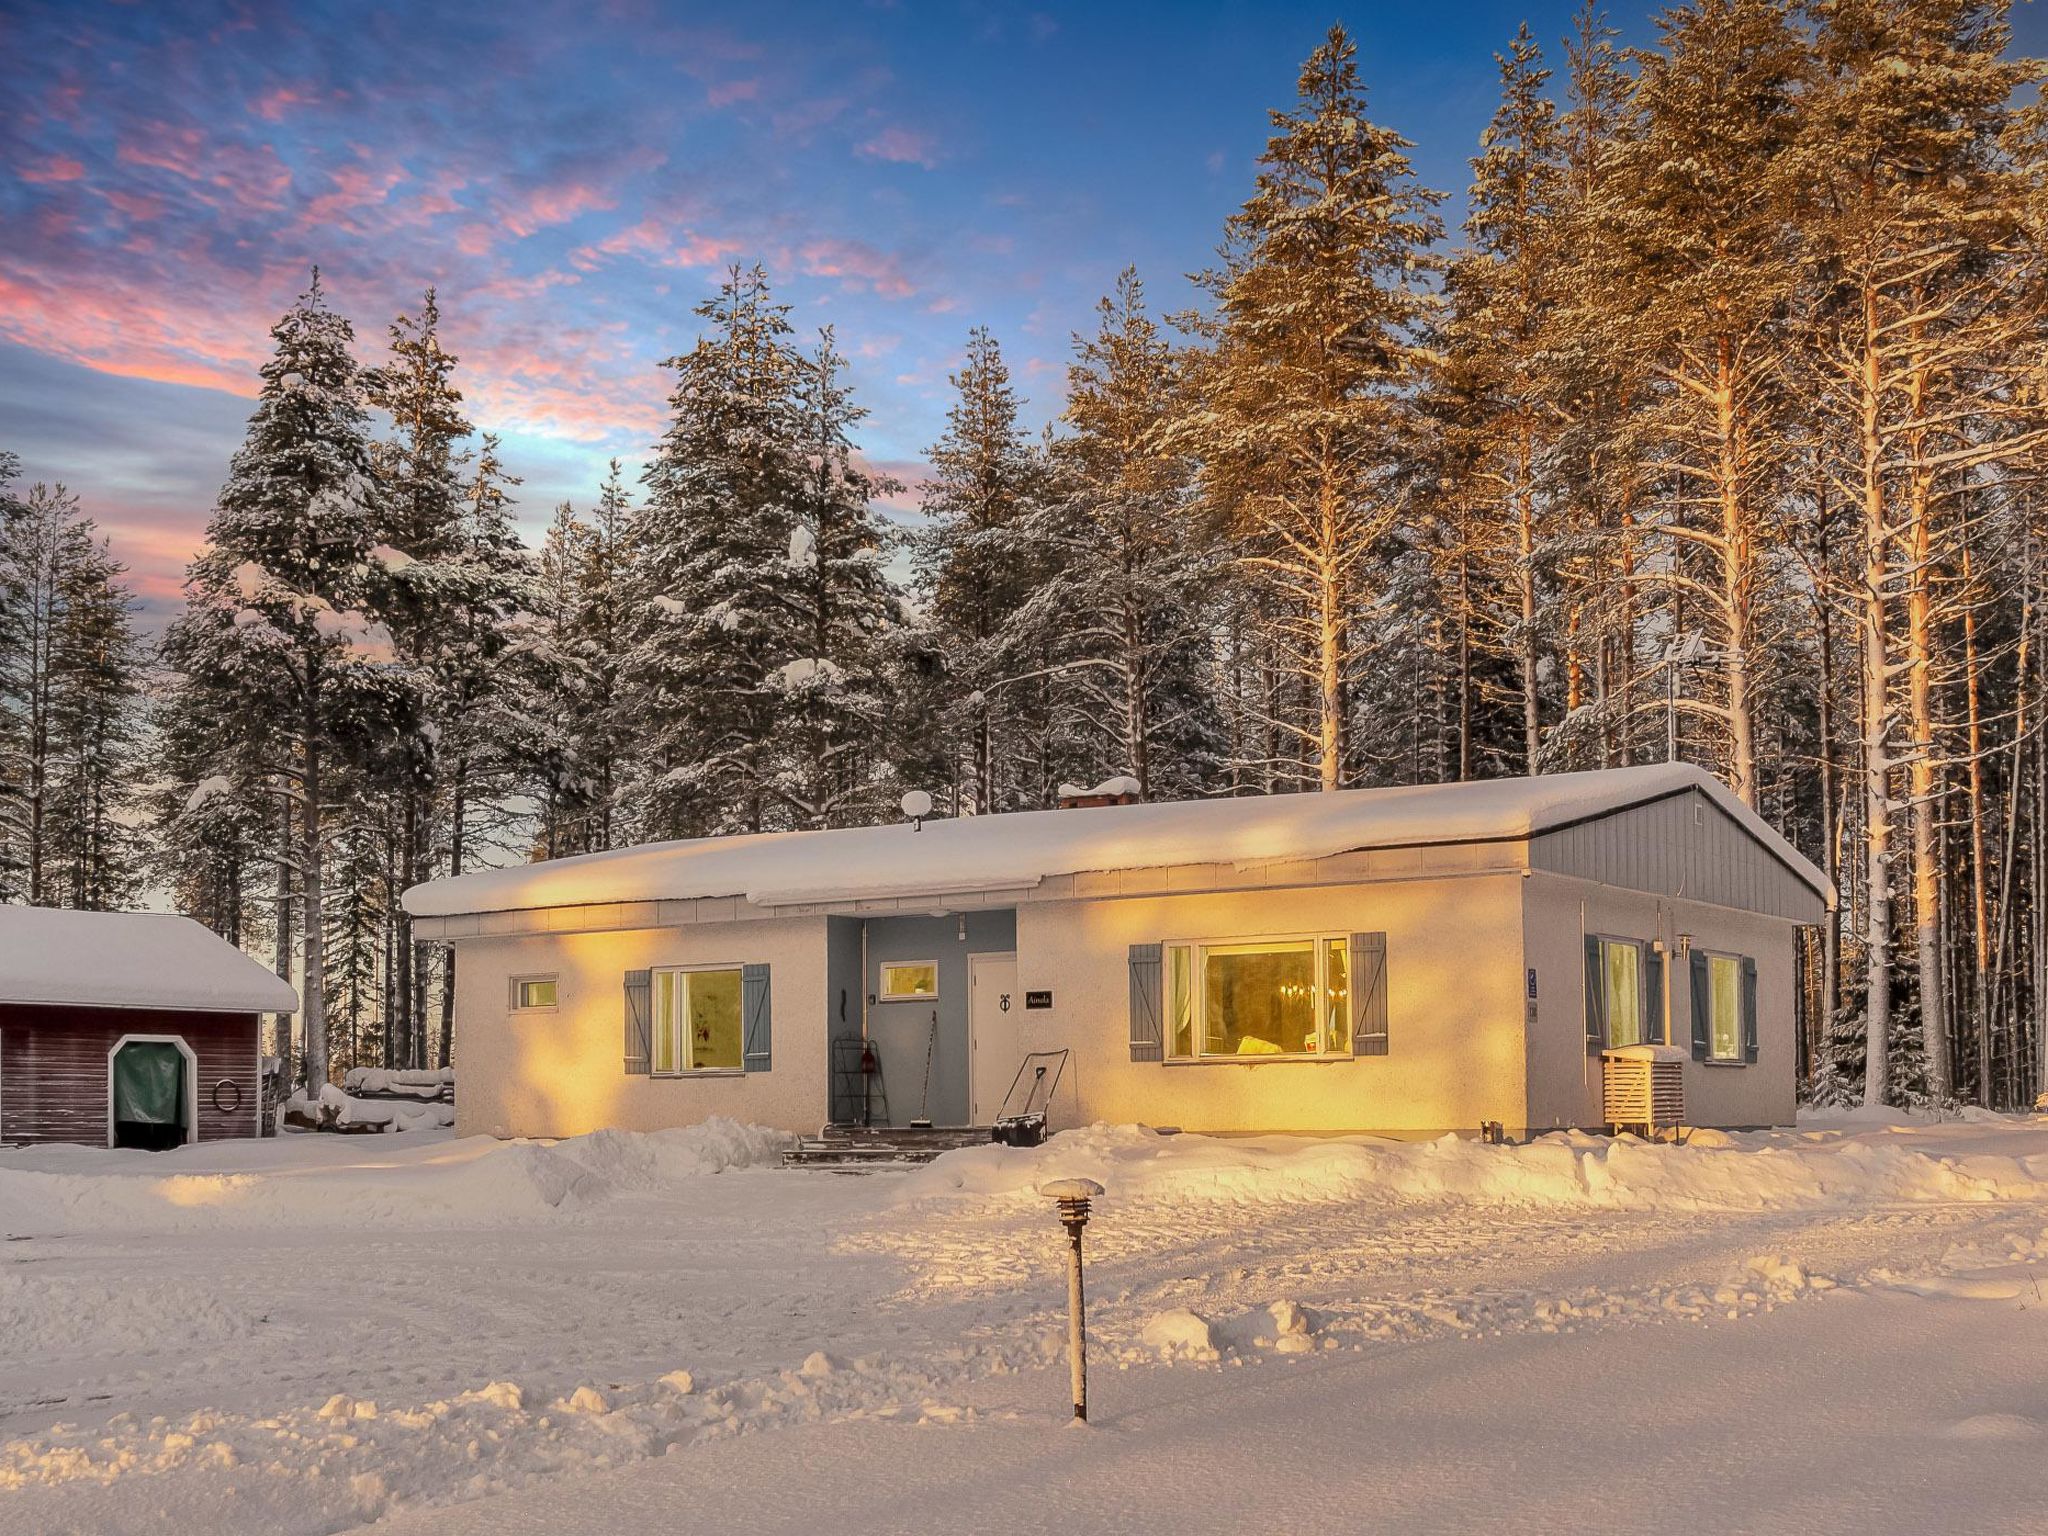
top-left (629, 264), bottom-right (808, 837)
top-left (911, 326), bottom-right (1049, 813)
top-left (763, 327), bottom-right (905, 827)
top-left (160, 271), bottom-right (393, 1097)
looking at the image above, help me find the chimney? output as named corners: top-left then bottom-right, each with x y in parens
top-left (1057, 774), bottom-right (1142, 810)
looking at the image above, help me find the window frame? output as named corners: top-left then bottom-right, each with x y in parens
top-left (509, 974), bottom-right (559, 1014)
top-left (876, 960), bottom-right (940, 1004)
top-left (1592, 935), bottom-right (1649, 1050)
top-left (648, 962), bottom-right (748, 1076)
top-left (1161, 932), bottom-right (1354, 1064)
top-left (1703, 949), bottom-right (1745, 1064)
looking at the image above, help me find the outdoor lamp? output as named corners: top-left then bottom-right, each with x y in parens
top-left (1039, 1176), bottom-right (1104, 1423)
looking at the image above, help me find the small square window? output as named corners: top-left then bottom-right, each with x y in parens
top-left (511, 976), bottom-right (558, 1011)
top-left (878, 961), bottom-right (939, 1002)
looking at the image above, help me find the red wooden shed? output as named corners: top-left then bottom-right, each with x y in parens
top-left (0, 909), bottom-right (296, 1148)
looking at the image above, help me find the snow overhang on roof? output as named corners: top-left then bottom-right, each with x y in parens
top-left (0, 908), bottom-right (300, 1014)
top-left (403, 763), bottom-right (1834, 920)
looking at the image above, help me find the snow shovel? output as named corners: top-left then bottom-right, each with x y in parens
top-left (910, 1012), bottom-right (937, 1128)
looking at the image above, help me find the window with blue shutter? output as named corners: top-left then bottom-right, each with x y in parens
top-left (742, 963), bottom-right (772, 1073)
top-left (1583, 935), bottom-right (1605, 1045)
top-left (1350, 931), bottom-right (1388, 1055)
top-left (1128, 943), bottom-right (1164, 1061)
top-left (1740, 956), bottom-right (1759, 1063)
top-left (1644, 948), bottom-right (1665, 1046)
top-left (624, 969), bottom-right (652, 1075)
top-left (1689, 952), bottom-right (1711, 1061)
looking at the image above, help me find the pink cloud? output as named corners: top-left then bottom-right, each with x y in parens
top-left (499, 183), bottom-right (615, 238)
top-left (21, 155), bottom-right (85, 184)
top-left (707, 78), bottom-right (761, 107)
top-left (799, 237), bottom-right (915, 299)
top-left (855, 125), bottom-right (942, 170)
top-left (569, 218), bottom-right (740, 272)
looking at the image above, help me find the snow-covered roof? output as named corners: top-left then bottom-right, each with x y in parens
top-left (0, 908), bottom-right (299, 1014)
top-left (405, 763), bottom-right (1830, 919)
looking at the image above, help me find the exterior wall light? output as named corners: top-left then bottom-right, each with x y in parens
top-left (1039, 1176), bottom-right (1104, 1423)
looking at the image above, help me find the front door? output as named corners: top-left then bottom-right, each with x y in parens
top-left (969, 952), bottom-right (1019, 1125)
top-left (111, 1039), bottom-right (188, 1150)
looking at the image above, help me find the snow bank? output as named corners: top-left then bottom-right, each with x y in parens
top-left (898, 1122), bottom-right (2048, 1214)
top-left (0, 1119), bottom-right (792, 1236)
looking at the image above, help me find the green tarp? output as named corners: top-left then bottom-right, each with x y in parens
top-left (112, 1042), bottom-right (185, 1127)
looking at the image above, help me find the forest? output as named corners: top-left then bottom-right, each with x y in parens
top-left (0, 0), bottom-right (2042, 1115)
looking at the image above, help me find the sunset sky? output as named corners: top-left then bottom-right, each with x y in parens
top-left (6, 0), bottom-right (2044, 620)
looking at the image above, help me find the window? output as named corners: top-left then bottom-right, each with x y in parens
top-left (1708, 954), bottom-right (1742, 1061)
top-left (878, 961), bottom-right (939, 1002)
top-left (1601, 938), bottom-right (1643, 1048)
top-left (651, 966), bottom-right (744, 1073)
top-left (1163, 936), bottom-right (1350, 1059)
top-left (511, 975), bottom-right (558, 1011)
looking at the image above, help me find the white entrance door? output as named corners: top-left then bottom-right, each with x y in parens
top-left (968, 952), bottom-right (1019, 1125)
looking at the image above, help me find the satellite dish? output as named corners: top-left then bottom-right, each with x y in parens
top-left (901, 789), bottom-right (933, 821)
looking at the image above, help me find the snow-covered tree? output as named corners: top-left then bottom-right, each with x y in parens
top-left (1024, 269), bottom-right (1223, 800)
top-left (1182, 24), bottom-right (1443, 792)
top-left (628, 264), bottom-right (811, 837)
top-left (159, 272), bottom-right (398, 1097)
top-left (911, 327), bottom-right (1051, 813)
top-left (0, 476), bottom-right (149, 908)
top-left (761, 328), bottom-right (905, 828)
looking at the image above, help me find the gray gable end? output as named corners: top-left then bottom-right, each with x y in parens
top-left (1528, 786), bottom-right (1826, 923)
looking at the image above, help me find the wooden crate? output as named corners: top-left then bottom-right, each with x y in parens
top-left (1602, 1045), bottom-right (1686, 1138)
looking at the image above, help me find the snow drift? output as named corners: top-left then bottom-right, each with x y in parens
top-left (898, 1121), bottom-right (2048, 1213)
top-left (0, 1119), bottom-right (791, 1236)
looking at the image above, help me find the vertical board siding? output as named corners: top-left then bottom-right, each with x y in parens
top-left (0, 1004), bottom-right (262, 1145)
top-left (1529, 789), bottom-right (1824, 922)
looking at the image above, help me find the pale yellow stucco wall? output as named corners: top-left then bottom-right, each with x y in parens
top-left (1520, 871), bottom-right (1800, 1132)
top-left (450, 916), bottom-right (830, 1139)
top-left (1001, 873), bottom-right (1532, 1137)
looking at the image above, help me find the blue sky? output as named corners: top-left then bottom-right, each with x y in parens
top-left (3, 0), bottom-right (2043, 614)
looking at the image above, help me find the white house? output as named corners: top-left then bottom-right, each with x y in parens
top-left (402, 764), bottom-right (1830, 1141)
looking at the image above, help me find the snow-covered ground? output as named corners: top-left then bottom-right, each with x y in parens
top-left (6, 1110), bottom-right (2048, 1535)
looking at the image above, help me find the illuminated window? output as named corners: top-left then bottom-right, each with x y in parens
top-left (1709, 954), bottom-right (1742, 1061)
top-left (651, 966), bottom-right (744, 1073)
top-left (1601, 938), bottom-right (1642, 1048)
top-left (1163, 937), bottom-right (1350, 1059)
top-left (878, 961), bottom-right (939, 1002)
top-left (511, 975), bottom-right (558, 1011)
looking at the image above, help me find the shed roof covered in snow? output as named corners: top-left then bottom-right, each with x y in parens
top-left (404, 763), bottom-right (1831, 923)
top-left (0, 908), bottom-right (299, 1014)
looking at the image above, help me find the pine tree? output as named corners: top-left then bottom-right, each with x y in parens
top-left (1183, 24), bottom-right (1443, 792)
top-left (160, 271), bottom-right (394, 1097)
top-left (0, 478), bottom-right (148, 907)
top-left (1025, 269), bottom-right (1222, 800)
top-left (1798, 0), bottom-right (2046, 1103)
top-left (1437, 25), bottom-right (1567, 773)
top-left (1597, 0), bottom-right (1811, 804)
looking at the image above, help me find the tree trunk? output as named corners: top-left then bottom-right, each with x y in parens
top-left (299, 693), bottom-right (328, 1100)
top-left (1858, 289), bottom-right (1893, 1107)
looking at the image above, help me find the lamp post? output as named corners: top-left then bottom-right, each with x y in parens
top-left (1039, 1177), bottom-right (1103, 1423)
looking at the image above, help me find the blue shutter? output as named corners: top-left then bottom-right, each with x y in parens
top-left (1741, 955), bottom-right (1759, 1064)
top-left (1583, 936), bottom-right (1605, 1045)
top-left (1644, 948), bottom-right (1665, 1046)
top-left (1689, 952), bottom-right (1711, 1061)
top-left (742, 963), bottom-right (772, 1073)
top-left (624, 969), bottom-right (652, 1075)
top-left (1128, 944), bottom-right (1163, 1061)
top-left (1351, 932), bottom-right (1388, 1056)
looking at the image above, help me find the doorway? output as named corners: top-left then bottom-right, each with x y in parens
top-left (969, 951), bottom-right (1019, 1125)
top-left (110, 1037), bottom-right (194, 1150)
